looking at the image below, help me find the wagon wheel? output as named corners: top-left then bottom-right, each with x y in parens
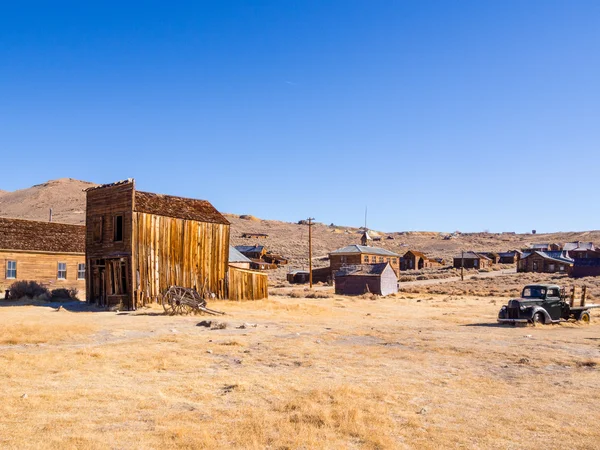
top-left (163, 286), bottom-right (193, 315)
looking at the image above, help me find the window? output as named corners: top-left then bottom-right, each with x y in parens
top-left (77, 263), bottom-right (85, 280)
top-left (548, 264), bottom-right (555, 272)
top-left (58, 263), bottom-right (67, 280)
top-left (364, 256), bottom-right (370, 263)
top-left (379, 257), bottom-right (384, 263)
top-left (6, 261), bottom-right (16, 279)
top-left (114, 215), bottom-right (123, 242)
top-left (559, 265), bottom-right (565, 271)
top-left (341, 256), bottom-right (347, 263)
top-left (392, 258), bottom-right (397, 264)
top-left (473, 260), bottom-right (479, 268)
top-left (533, 261), bottom-right (538, 271)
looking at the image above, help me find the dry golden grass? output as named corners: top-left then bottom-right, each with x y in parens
top-left (1, 292), bottom-right (600, 449)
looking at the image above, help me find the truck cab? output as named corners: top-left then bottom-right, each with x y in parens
top-left (498, 284), bottom-right (567, 324)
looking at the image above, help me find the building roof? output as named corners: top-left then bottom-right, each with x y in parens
top-left (404, 250), bottom-right (427, 258)
top-left (235, 245), bottom-right (266, 253)
top-left (330, 245), bottom-right (399, 257)
top-left (229, 246), bottom-right (251, 263)
top-left (454, 251), bottom-right (488, 260)
top-left (0, 217), bottom-right (85, 253)
top-left (335, 263), bottom-right (394, 277)
top-left (134, 191), bottom-right (229, 225)
top-left (564, 241), bottom-right (595, 251)
top-left (521, 251), bottom-right (574, 265)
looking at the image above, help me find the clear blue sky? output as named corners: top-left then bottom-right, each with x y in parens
top-left (1, 1), bottom-right (599, 233)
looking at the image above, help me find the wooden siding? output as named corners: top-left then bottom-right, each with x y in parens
top-left (330, 253), bottom-right (400, 276)
top-left (132, 212), bottom-right (230, 307)
top-left (0, 250), bottom-right (86, 295)
top-left (228, 266), bottom-right (268, 301)
top-left (335, 266), bottom-right (398, 296)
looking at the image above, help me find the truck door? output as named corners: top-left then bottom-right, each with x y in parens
top-left (544, 288), bottom-right (562, 320)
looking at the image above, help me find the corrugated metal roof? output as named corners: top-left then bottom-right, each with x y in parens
top-left (229, 246), bottom-right (251, 263)
top-left (564, 241), bottom-right (595, 251)
top-left (335, 263), bottom-right (392, 277)
top-left (235, 245), bottom-right (265, 253)
top-left (0, 217), bottom-right (85, 253)
top-left (453, 251), bottom-right (488, 260)
top-left (522, 251), bottom-right (574, 265)
top-left (330, 245), bottom-right (399, 257)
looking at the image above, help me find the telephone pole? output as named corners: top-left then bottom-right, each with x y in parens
top-left (307, 218), bottom-right (315, 288)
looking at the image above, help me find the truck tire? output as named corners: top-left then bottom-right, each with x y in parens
top-left (532, 312), bottom-right (545, 325)
top-left (578, 311), bottom-right (591, 323)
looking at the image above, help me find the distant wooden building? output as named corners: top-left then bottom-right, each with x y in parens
top-left (400, 250), bottom-right (442, 271)
top-left (0, 217), bottom-right (86, 295)
top-left (235, 245), bottom-right (267, 260)
top-left (334, 263), bottom-right (398, 296)
top-left (563, 242), bottom-right (596, 259)
top-left (241, 233), bottom-right (268, 239)
top-left (85, 179), bottom-right (231, 310)
top-left (452, 252), bottom-right (492, 270)
top-left (571, 250), bottom-right (600, 278)
top-left (498, 251), bottom-right (522, 264)
top-left (287, 266), bottom-right (331, 284)
top-left (250, 259), bottom-right (276, 271)
top-left (229, 246), bottom-right (251, 270)
top-left (329, 245), bottom-right (400, 275)
top-left (263, 253), bottom-right (289, 265)
top-left (517, 251), bottom-right (574, 274)
top-left (477, 252), bottom-right (500, 264)
top-left (360, 231), bottom-right (372, 246)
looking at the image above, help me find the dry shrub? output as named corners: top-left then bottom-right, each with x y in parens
top-left (8, 280), bottom-right (49, 300)
top-left (50, 288), bottom-right (79, 301)
top-left (305, 291), bottom-right (332, 299)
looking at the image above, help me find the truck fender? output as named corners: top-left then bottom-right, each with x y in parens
top-left (530, 306), bottom-right (552, 324)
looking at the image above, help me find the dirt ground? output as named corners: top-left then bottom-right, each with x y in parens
top-left (1, 290), bottom-right (599, 449)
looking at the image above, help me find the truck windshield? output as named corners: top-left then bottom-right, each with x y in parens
top-left (522, 287), bottom-right (546, 299)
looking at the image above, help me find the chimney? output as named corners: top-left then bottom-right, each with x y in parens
top-left (49, 208), bottom-right (53, 222)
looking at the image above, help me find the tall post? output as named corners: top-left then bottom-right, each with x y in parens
top-left (307, 218), bottom-right (315, 288)
top-left (461, 250), bottom-right (464, 281)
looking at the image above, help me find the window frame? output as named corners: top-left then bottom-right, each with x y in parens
top-left (6, 260), bottom-right (17, 279)
top-left (57, 262), bottom-right (67, 280)
top-left (114, 215), bottom-right (124, 242)
top-left (77, 263), bottom-right (85, 280)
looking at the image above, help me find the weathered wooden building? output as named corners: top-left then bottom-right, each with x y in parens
top-left (452, 252), bottom-right (492, 269)
top-left (334, 263), bottom-right (398, 296)
top-left (498, 250), bottom-right (522, 264)
top-left (229, 246), bottom-right (251, 270)
top-left (85, 179), bottom-right (231, 309)
top-left (228, 266), bottom-right (268, 301)
top-left (235, 245), bottom-right (267, 260)
top-left (329, 245), bottom-right (400, 275)
top-left (0, 217), bottom-right (86, 295)
top-left (400, 250), bottom-right (443, 271)
top-left (571, 250), bottom-right (600, 278)
top-left (477, 252), bottom-right (500, 264)
top-left (517, 251), bottom-right (574, 274)
top-left (241, 233), bottom-right (268, 239)
top-left (563, 242), bottom-right (596, 259)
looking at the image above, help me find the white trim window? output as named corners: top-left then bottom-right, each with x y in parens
top-left (6, 260), bottom-right (17, 279)
top-left (58, 262), bottom-right (67, 280)
top-left (77, 263), bottom-right (85, 280)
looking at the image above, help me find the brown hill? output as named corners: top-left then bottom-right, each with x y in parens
top-left (2, 178), bottom-right (600, 282)
top-left (0, 178), bottom-right (96, 224)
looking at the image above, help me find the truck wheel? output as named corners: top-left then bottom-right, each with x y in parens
top-left (532, 312), bottom-right (545, 325)
top-left (578, 311), bottom-right (591, 323)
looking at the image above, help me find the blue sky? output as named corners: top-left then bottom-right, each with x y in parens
top-left (1, 1), bottom-right (599, 233)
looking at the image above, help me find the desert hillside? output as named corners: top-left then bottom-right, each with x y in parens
top-left (2, 179), bottom-right (600, 279)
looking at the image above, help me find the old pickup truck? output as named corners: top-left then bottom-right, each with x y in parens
top-left (498, 284), bottom-right (599, 325)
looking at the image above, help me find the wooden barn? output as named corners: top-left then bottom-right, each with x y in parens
top-left (400, 250), bottom-right (442, 271)
top-left (0, 217), bottom-right (86, 296)
top-left (86, 179), bottom-right (233, 309)
top-left (453, 252), bottom-right (492, 270)
top-left (334, 263), bottom-right (398, 296)
top-left (498, 251), bottom-right (522, 264)
top-left (517, 251), bottom-right (574, 274)
top-left (329, 245), bottom-right (400, 276)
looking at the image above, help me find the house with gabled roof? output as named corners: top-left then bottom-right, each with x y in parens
top-left (229, 246), bottom-right (251, 270)
top-left (335, 262), bottom-right (398, 296)
top-left (0, 217), bottom-right (86, 296)
top-left (517, 251), bottom-right (574, 274)
top-left (329, 244), bottom-right (400, 276)
top-left (452, 251), bottom-right (492, 269)
top-left (563, 242), bottom-right (596, 259)
top-left (400, 250), bottom-right (443, 271)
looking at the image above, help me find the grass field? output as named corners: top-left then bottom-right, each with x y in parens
top-left (1, 289), bottom-right (599, 449)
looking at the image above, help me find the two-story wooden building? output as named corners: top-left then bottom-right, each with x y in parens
top-left (329, 245), bottom-right (400, 276)
top-left (0, 217), bottom-right (86, 295)
top-left (85, 179), bottom-right (231, 310)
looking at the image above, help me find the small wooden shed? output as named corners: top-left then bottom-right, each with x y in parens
top-left (453, 252), bottom-right (492, 269)
top-left (335, 263), bottom-right (398, 296)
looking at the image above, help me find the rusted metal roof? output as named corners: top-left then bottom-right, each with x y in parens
top-left (134, 191), bottom-right (229, 225)
top-left (335, 263), bottom-right (391, 277)
top-left (0, 217), bottom-right (85, 253)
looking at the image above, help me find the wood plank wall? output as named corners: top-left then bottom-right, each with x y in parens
top-left (132, 212), bottom-right (230, 307)
top-left (228, 266), bottom-right (268, 301)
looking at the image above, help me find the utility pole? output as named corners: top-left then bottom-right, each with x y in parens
top-left (307, 218), bottom-right (315, 288)
top-left (461, 250), bottom-right (464, 281)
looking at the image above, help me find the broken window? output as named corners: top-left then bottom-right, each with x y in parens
top-left (114, 215), bottom-right (123, 242)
